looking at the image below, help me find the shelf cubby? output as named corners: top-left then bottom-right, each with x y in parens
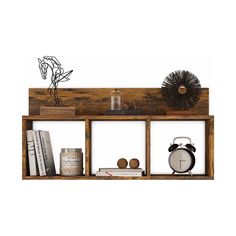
top-left (22, 115), bottom-right (214, 180)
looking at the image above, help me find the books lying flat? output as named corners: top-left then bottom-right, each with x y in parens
top-left (99, 168), bottom-right (143, 172)
top-left (96, 168), bottom-right (144, 177)
top-left (96, 172), bottom-right (143, 177)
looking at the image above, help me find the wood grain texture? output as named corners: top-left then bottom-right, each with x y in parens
top-left (22, 117), bottom-right (33, 178)
top-left (205, 117), bottom-right (214, 178)
top-left (29, 88), bottom-right (209, 116)
top-left (22, 175), bottom-right (213, 180)
top-left (22, 115), bottom-right (214, 180)
top-left (40, 106), bottom-right (75, 116)
top-left (85, 119), bottom-right (91, 176)
top-left (145, 120), bottom-right (151, 176)
top-left (22, 118), bottom-right (27, 178)
top-left (23, 115), bottom-right (213, 121)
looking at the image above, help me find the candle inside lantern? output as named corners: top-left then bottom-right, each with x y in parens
top-left (111, 89), bottom-right (122, 110)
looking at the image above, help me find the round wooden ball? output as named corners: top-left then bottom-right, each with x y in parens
top-left (117, 158), bottom-right (128, 169)
top-left (129, 158), bottom-right (140, 169)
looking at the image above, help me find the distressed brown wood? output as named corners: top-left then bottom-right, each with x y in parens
top-left (22, 115), bottom-right (214, 180)
top-left (205, 117), bottom-right (214, 178)
top-left (22, 118), bottom-right (27, 178)
top-left (85, 119), bottom-right (91, 176)
top-left (40, 106), bottom-right (75, 116)
top-left (22, 117), bottom-right (33, 178)
top-left (23, 115), bottom-right (213, 121)
top-left (22, 175), bottom-right (213, 180)
top-left (29, 88), bottom-right (209, 116)
top-left (145, 119), bottom-right (151, 176)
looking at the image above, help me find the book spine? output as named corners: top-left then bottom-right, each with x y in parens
top-left (26, 130), bottom-right (37, 176)
top-left (32, 130), bottom-right (46, 176)
top-left (39, 131), bottom-right (56, 176)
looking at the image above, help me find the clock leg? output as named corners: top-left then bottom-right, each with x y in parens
top-left (188, 170), bottom-right (193, 176)
top-left (172, 171), bottom-right (175, 175)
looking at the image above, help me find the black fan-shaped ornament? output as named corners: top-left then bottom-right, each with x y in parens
top-left (161, 70), bottom-right (201, 110)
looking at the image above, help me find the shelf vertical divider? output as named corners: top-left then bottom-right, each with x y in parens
top-left (146, 119), bottom-right (151, 176)
top-left (85, 119), bottom-right (92, 176)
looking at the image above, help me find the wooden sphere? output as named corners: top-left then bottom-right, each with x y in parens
top-left (129, 158), bottom-right (140, 169)
top-left (117, 158), bottom-right (128, 169)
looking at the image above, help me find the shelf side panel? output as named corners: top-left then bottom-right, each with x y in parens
top-left (205, 117), bottom-right (214, 178)
top-left (22, 118), bottom-right (33, 178)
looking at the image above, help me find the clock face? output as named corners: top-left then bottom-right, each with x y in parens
top-left (169, 149), bottom-right (193, 173)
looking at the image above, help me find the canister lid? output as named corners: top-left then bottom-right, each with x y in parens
top-left (61, 148), bottom-right (82, 153)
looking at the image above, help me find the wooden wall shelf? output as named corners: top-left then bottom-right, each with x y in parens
top-left (22, 175), bottom-right (213, 180)
top-left (22, 115), bottom-right (214, 180)
top-left (29, 88), bottom-right (209, 116)
top-left (23, 115), bottom-right (213, 121)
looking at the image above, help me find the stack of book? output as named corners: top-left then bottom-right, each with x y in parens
top-left (26, 130), bottom-right (56, 176)
top-left (96, 168), bottom-right (144, 177)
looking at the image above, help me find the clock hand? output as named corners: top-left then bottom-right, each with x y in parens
top-left (179, 159), bottom-right (186, 171)
top-left (178, 154), bottom-right (181, 169)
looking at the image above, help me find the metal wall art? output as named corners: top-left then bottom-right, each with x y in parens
top-left (161, 70), bottom-right (201, 110)
top-left (38, 56), bottom-right (73, 106)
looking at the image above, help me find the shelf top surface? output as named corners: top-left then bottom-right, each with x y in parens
top-left (22, 115), bottom-right (214, 121)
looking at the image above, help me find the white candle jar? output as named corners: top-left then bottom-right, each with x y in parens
top-left (60, 148), bottom-right (83, 176)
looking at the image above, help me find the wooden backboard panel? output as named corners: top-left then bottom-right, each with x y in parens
top-left (29, 88), bottom-right (209, 115)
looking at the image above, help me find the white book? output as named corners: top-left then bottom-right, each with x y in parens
top-left (26, 130), bottom-right (38, 176)
top-left (96, 171), bottom-right (143, 177)
top-left (39, 131), bottom-right (56, 176)
top-left (32, 130), bottom-right (46, 176)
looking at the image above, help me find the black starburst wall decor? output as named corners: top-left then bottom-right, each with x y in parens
top-left (161, 70), bottom-right (201, 110)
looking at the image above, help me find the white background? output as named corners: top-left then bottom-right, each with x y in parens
top-left (33, 121), bottom-right (86, 174)
top-left (92, 121), bottom-right (146, 174)
top-left (0, 0), bottom-right (235, 235)
top-left (151, 121), bottom-right (205, 174)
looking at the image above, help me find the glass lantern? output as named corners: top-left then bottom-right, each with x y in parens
top-left (111, 89), bottom-right (122, 110)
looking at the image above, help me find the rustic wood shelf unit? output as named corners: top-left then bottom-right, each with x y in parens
top-left (22, 88), bottom-right (214, 180)
top-left (22, 115), bottom-right (214, 180)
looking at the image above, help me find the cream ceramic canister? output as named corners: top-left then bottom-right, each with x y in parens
top-left (60, 148), bottom-right (83, 176)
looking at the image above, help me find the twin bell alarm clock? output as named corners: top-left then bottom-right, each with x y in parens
top-left (168, 137), bottom-right (196, 175)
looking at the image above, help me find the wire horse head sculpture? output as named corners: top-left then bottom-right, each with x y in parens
top-left (38, 56), bottom-right (73, 106)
